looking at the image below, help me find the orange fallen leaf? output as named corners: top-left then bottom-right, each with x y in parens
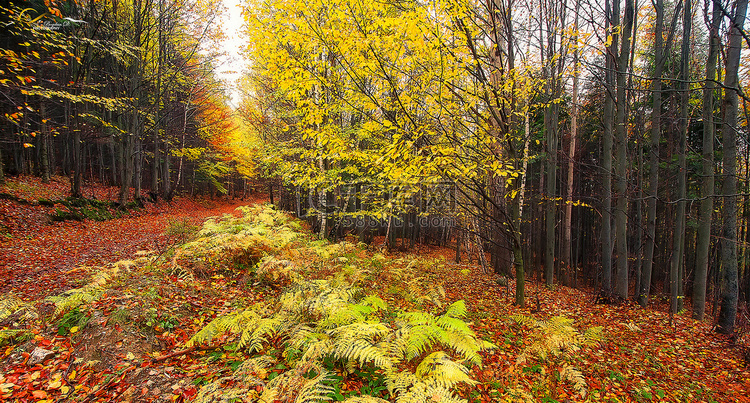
top-left (31, 390), bottom-right (47, 399)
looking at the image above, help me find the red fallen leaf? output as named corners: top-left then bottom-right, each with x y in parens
top-left (182, 387), bottom-right (197, 398)
top-left (31, 390), bottom-right (47, 399)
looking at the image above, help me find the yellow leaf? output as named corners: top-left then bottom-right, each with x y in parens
top-left (69, 326), bottom-right (79, 334)
top-left (48, 379), bottom-right (62, 389)
top-left (60, 385), bottom-right (70, 394)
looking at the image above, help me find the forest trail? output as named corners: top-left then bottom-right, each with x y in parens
top-left (0, 175), bottom-right (265, 300)
top-left (0, 177), bottom-right (749, 402)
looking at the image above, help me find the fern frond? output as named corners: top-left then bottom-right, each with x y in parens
top-left (342, 397), bottom-right (390, 403)
top-left (443, 300), bottom-right (467, 318)
top-left (0, 329), bottom-right (32, 347)
top-left (560, 365), bottom-right (587, 398)
top-left (0, 294), bottom-right (27, 322)
top-left (442, 331), bottom-right (485, 366)
top-left (187, 308), bottom-right (260, 347)
top-left (399, 311), bottom-right (437, 327)
top-left (385, 369), bottom-right (421, 396)
top-left (234, 355), bottom-right (276, 384)
top-left (239, 316), bottom-right (283, 353)
top-left (415, 351), bottom-right (476, 388)
top-left (332, 336), bottom-right (392, 369)
top-left (582, 326), bottom-right (604, 345)
top-left (193, 383), bottom-right (252, 403)
top-left (399, 324), bottom-right (445, 361)
top-left (47, 286), bottom-right (104, 318)
top-left (510, 314), bottom-right (536, 328)
top-left (436, 316), bottom-right (471, 335)
top-left (386, 374), bottom-right (467, 403)
top-left (361, 295), bottom-right (388, 311)
top-left (294, 370), bottom-right (336, 403)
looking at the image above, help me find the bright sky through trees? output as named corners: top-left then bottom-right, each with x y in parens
top-left (217, 0), bottom-right (247, 107)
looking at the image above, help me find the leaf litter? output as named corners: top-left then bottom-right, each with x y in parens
top-left (0, 176), bottom-right (748, 402)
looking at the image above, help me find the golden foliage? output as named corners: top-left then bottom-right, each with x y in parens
top-left (511, 314), bottom-right (603, 398)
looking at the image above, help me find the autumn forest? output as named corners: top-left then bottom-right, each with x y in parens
top-left (1, 0), bottom-right (750, 401)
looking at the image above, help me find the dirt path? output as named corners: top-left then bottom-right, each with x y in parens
top-left (0, 176), bottom-right (266, 300)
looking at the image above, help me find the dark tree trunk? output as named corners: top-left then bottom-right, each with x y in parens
top-left (718, 0), bottom-right (747, 334)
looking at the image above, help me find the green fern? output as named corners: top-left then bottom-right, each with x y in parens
top-left (190, 279), bottom-right (490, 401)
top-left (238, 316), bottom-right (284, 353)
top-left (415, 351), bottom-right (475, 388)
top-left (512, 315), bottom-right (602, 362)
top-left (560, 365), bottom-right (587, 398)
top-left (193, 355), bottom-right (275, 402)
top-left (0, 294), bottom-right (34, 323)
top-left (172, 205), bottom-right (302, 277)
top-left (511, 314), bottom-right (603, 398)
top-left (46, 286), bottom-right (104, 319)
top-left (0, 329), bottom-right (32, 347)
top-left (341, 397), bottom-right (390, 403)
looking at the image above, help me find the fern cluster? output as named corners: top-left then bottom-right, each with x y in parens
top-left (511, 314), bottom-right (603, 398)
top-left (46, 255), bottom-right (150, 320)
top-left (0, 294), bottom-right (36, 324)
top-left (190, 278), bottom-right (494, 403)
top-left (170, 205), bottom-right (302, 277)
top-left (378, 257), bottom-right (447, 308)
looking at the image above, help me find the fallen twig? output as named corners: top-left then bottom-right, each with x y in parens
top-left (151, 344), bottom-right (222, 363)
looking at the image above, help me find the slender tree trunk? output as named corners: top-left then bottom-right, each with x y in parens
top-left (545, 106), bottom-right (559, 286)
top-left (72, 127), bottom-right (83, 198)
top-left (613, 0), bottom-right (634, 301)
top-left (718, 0), bottom-right (747, 335)
top-left (563, 0), bottom-right (579, 283)
top-left (671, 0), bottom-right (691, 314)
top-left (39, 102), bottom-right (50, 184)
top-left (694, 0), bottom-right (721, 321)
top-left (0, 144), bottom-right (4, 185)
top-left (162, 141), bottom-right (171, 199)
top-left (640, 0), bottom-right (665, 307)
top-left (110, 135), bottom-right (118, 186)
top-left (134, 136), bottom-right (142, 200)
top-left (601, 0), bottom-right (618, 298)
top-left (119, 134), bottom-right (133, 205)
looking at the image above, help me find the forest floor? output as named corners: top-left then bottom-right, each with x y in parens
top-left (0, 175), bottom-right (749, 403)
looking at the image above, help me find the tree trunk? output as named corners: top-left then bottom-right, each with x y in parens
top-left (162, 141), bottom-right (171, 199)
top-left (119, 133), bottom-right (133, 205)
top-left (718, 0), bottom-right (747, 334)
top-left (694, 0), bottom-right (721, 321)
top-left (601, 0), bottom-right (618, 298)
top-left (671, 0), bottom-right (691, 314)
top-left (71, 128), bottom-right (83, 198)
top-left (640, 0), bottom-right (665, 307)
top-left (39, 102), bottom-right (50, 183)
top-left (0, 144), bottom-right (4, 185)
top-left (545, 106), bottom-right (558, 286)
top-left (613, 0), bottom-right (634, 301)
top-left (563, 0), bottom-right (579, 285)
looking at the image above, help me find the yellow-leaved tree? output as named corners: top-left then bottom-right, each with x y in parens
top-left (241, 0), bottom-right (544, 306)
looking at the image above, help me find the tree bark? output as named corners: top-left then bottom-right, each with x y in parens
top-left (601, 0), bottom-right (618, 298)
top-left (694, 0), bottom-right (721, 321)
top-left (718, 0), bottom-right (747, 335)
top-left (39, 102), bottom-right (50, 184)
top-left (670, 0), bottom-right (691, 314)
top-left (613, 0), bottom-right (634, 301)
top-left (563, 0), bottom-right (579, 285)
top-left (640, 0), bottom-right (668, 306)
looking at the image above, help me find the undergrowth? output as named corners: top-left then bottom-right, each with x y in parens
top-left (0, 203), bottom-right (606, 402)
